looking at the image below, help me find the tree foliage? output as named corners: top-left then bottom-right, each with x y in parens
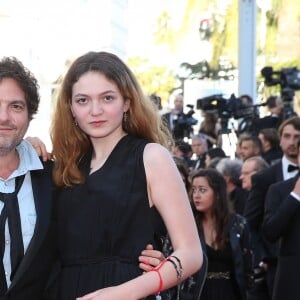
top-left (127, 56), bottom-right (177, 105)
top-left (127, 0), bottom-right (300, 105)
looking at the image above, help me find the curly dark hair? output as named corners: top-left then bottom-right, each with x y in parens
top-left (0, 56), bottom-right (40, 120)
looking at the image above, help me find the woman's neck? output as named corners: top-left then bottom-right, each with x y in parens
top-left (202, 214), bottom-right (215, 228)
top-left (202, 214), bottom-right (217, 248)
top-left (90, 131), bottom-right (127, 172)
top-left (91, 130), bottom-right (127, 159)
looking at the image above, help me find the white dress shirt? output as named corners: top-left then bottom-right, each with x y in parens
top-left (0, 140), bottom-right (43, 286)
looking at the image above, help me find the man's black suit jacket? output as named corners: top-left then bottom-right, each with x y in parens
top-left (2, 160), bottom-right (57, 300)
top-left (262, 176), bottom-right (300, 300)
top-left (243, 161), bottom-right (283, 264)
top-left (262, 148), bottom-right (282, 166)
top-left (244, 161), bottom-right (283, 231)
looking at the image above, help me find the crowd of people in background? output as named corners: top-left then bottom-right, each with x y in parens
top-left (160, 91), bottom-right (300, 300)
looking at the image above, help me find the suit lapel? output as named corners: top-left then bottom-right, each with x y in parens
top-left (275, 161), bottom-right (284, 181)
top-left (8, 168), bottom-right (53, 291)
top-left (286, 176), bottom-right (298, 191)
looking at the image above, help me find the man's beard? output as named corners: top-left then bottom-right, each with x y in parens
top-left (287, 152), bottom-right (298, 160)
top-left (0, 121), bottom-right (28, 156)
top-left (0, 139), bottom-right (20, 156)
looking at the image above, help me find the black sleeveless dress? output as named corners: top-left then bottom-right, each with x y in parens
top-left (52, 135), bottom-right (164, 299)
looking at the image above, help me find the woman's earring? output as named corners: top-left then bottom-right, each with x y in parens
top-left (123, 111), bottom-right (128, 123)
top-left (74, 119), bottom-right (78, 126)
top-left (123, 111), bottom-right (130, 131)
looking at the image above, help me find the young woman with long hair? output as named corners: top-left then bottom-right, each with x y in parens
top-left (49, 51), bottom-right (202, 300)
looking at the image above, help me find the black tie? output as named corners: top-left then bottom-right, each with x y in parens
top-left (0, 174), bottom-right (25, 293)
top-left (288, 164), bottom-right (299, 172)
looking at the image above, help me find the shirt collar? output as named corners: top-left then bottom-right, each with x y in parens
top-left (282, 155), bottom-right (297, 168)
top-left (282, 155), bottom-right (298, 180)
top-left (8, 140), bottom-right (44, 179)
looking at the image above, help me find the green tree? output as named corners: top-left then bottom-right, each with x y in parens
top-left (153, 0), bottom-right (208, 55)
top-left (153, 0), bottom-right (239, 78)
top-left (127, 56), bottom-right (177, 106)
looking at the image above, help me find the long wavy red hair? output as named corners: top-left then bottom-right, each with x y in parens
top-left (51, 51), bottom-right (172, 187)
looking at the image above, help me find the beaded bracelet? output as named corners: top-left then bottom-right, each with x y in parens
top-left (166, 257), bottom-right (179, 278)
top-left (171, 255), bottom-right (183, 271)
top-left (171, 255), bottom-right (183, 279)
top-left (167, 256), bottom-right (183, 281)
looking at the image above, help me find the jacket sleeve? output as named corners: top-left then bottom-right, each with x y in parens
top-left (230, 214), bottom-right (255, 300)
top-left (238, 216), bottom-right (255, 284)
top-left (244, 172), bottom-right (268, 230)
top-left (262, 181), bottom-right (300, 242)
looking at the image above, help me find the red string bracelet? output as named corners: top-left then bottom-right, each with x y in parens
top-left (151, 256), bottom-right (170, 295)
top-left (152, 268), bottom-right (163, 295)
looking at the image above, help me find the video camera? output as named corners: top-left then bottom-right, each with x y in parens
top-left (196, 94), bottom-right (265, 135)
top-left (180, 104), bottom-right (198, 126)
top-left (261, 66), bottom-right (300, 92)
top-left (261, 66), bottom-right (300, 118)
top-left (173, 104), bottom-right (198, 139)
top-left (197, 93), bottom-right (254, 119)
top-left (174, 105), bottom-right (198, 128)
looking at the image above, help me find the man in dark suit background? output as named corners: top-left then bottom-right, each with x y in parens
top-left (238, 135), bottom-right (263, 162)
top-left (240, 156), bottom-right (269, 193)
top-left (263, 138), bottom-right (300, 300)
top-left (216, 157), bottom-right (248, 215)
top-left (191, 134), bottom-right (208, 171)
top-left (244, 116), bottom-right (300, 299)
top-left (258, 128), bottom-right (283, 165)
top-left (162, 93), bottom-right (187, 141)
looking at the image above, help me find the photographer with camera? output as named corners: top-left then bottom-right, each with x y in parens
top-left (261, 66), bottom-right (300, 121)
top-left (257, 96), bottom-right (284, 131)
top-left (163, 94), bottom-right (198, 141)
top-left (163, 94), bottom-right (185, 140)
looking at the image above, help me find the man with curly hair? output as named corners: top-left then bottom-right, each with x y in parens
top-left (0, 56), bottom-right (55, 299)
